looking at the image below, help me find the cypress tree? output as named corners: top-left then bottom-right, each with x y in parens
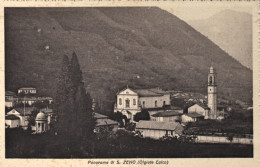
top-left (70, 52), bottom-right (83, 98)
top-left (54, 55), bottom-right (73, 136)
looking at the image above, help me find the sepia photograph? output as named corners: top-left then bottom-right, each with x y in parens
top-left (4, 5), bottom-right (254, 159)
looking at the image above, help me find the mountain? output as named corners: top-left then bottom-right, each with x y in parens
top-left (188, 10), bottom-right (252, 69)
top-left (5, 8), bottom-right (252, 113)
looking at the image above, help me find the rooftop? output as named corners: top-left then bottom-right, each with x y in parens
top-left (19, 87), bottom-right (36, 90)
top-left (5, 115), bottom-right (20, 120)
top-left (185, 112), bottom-right (204, 118)
top-left (5, 91), bottom-right (16, 96)
top-left (152, 110), bottom-right (183, 117)
top-left (136, 120), bottom-right (180, 131)
top-left (94, 112), bottom-right (108, 119)
top-left (11, 107), bottom-right (35, 116)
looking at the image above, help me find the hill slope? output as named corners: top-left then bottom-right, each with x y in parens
top-left (188, 10), bottom-right (252, 69)
top-left (5, 8), bottom-right (252, 112)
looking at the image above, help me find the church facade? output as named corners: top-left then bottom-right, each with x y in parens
top-left (114, 87), bottom-right (171, 121)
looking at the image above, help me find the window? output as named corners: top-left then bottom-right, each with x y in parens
top-left (155, 100), bottom-right (157, 107)
top-left (163, 101), bottom-right (166, 106)
top-left (119, 98), bottom-right (122, 105)
top-left (126, 99), bottom-right (130, 108)
top-left (209, 76), bottom-right (213, 85)
top-left (143, 101), bottom-right (145, 107)
top-left (133, 99), bottom-right (136, 105)
top-left (171, 131), bottom-right (173, 136)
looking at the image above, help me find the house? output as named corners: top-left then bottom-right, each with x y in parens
top-left (187, 103), bottom-right (210, 119)
top-left (151, 110), bottom-right (183, 122)
top-left (18, 87), bottom-right (36, 95)
top-left (5, 115), bottom-right (20, 128)
top-left (19, 97), bottom-right (53, 106)
top-left (5, 91), bottom-right (18, 108)
top-left (6, 107), bottom-right (35, 129)
top-left (181, 113), bottom-right (204, 123)
top-left (94, 112), bottom-right (119, 133)
top-left (114, 86), bottom-right (170, 121)
top-left (135, 120), bottom-right (184, 139)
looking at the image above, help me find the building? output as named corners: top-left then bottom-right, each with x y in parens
top-left (94, 112), bottom-right (119, 133)
top-left (18, 87), bottom-right (36, 95)
top-left (151, 109), bottom-right (183, 122)
top-left (35, 112), bottom-right (49, 133)
top-left (135, 120), bottom-right (183, 139)
top-left (5, 115), bottom-right (20, 128)
top-left (5, 91), bottom-right (18, 108)
top-left (6, 107), bottom-right (35, 129)
top-left (187, 103), bottom-right (210, 119)
top-left (114, 87), bottom-right (170, 121)
top-left (181, 113), bottom-right (204, 123)
top-left (19, 97), bottom-right (53, 106)
top-left (208, 67), bottom-right (217, 119)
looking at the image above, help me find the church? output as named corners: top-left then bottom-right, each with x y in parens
top-left (114, 66), bottom-right (219, 123)
top-left (114, 87), bottom-right (171, 121)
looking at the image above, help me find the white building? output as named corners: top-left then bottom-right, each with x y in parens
top-left (135, 120), bottom-right (183, 139)
top-left (5, 115), bottom-right (20, 128)
top-left (6, 107), bottom-right (35, 129)
top-left (151, 110), bottom-right (183, 122)
top-left (187, 103), bottom-right (210, 119)
top-left (181, 113), bottom-right (204, 123)
top-left (35, 112), bottom-right (49, 133)
top-left (114, 87), bottom-right (171, 121)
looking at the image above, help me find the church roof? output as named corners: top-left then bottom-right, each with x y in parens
top-left (152, 110), bottom-right (183, 117)
top-left (136, 120), bottom-right (181, 131)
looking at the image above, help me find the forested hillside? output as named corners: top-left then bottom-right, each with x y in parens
top-left (5, 8), bottom-right (252, 113)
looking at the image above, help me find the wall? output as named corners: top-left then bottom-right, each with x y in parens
top-left (181, 115), bottom-right (194, 123)
top-left (136, 129), bottom-right (178, 139)
top-left (139, 94), bottom-right (170, 109)
top-left (5, 120), bottom-right (20, 128)
top-left (155, 115), bottom-right (180, 122)
top-left (188, 104), bottom-right (209, 119)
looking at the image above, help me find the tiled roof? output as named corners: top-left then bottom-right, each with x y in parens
top-left (6, 115), bottom-right (20, 120)
top-left (136, 120), bottom-right (180, 131)
top-left (152, 110), bottom-right (183, 117)
top-left (185, 112), bottom-right (204, 118)
top-left (95, 118), bottom-right (118, 127)
top-left (134, 89), bottom-right (161, 97)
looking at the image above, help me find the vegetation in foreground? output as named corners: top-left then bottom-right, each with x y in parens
top-left (6, 128), bottom-right (253, 158)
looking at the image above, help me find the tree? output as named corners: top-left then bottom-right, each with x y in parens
top-left (70, 52), bottom-right (83, 98)
top-left (53, 53), bottom-right (96, 156)
top-left (134, 110), bottom-right (150, 122)
top-left (54, 55), bottom-right (74, 136)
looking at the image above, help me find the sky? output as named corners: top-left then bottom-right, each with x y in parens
top-left (160, 4), bottom-right (252, 22)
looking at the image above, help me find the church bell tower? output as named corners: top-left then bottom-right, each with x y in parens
top-left (208, 66), bottom-right (217, 119)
